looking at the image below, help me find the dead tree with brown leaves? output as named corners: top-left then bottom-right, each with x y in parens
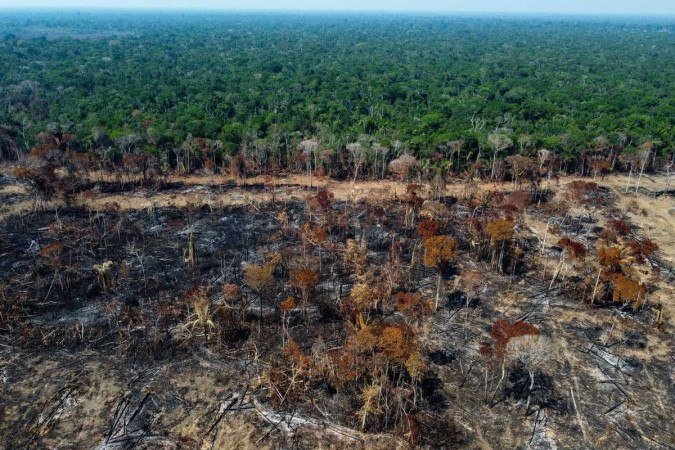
top-left (423, 235), bottom-right (457, 310)
top-left (486, 218), bottom-right (514, 273)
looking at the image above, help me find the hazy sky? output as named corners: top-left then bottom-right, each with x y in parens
top-left (1, 0), bottom-right (674, 15)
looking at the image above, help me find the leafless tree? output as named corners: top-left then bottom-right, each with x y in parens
top-left (505, 334), bottom-right (557, 412)
top-left (347, 141), bottom-right (369, 185)
top-left (488, 129), bottom-right (513, 179)
top-left (299, 137), bottom-right (320, 188)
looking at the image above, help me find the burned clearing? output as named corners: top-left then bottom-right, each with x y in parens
top-left (0, 170), bottom-right (673, 449)
top-left (1, 10), bottom-right (674, 449)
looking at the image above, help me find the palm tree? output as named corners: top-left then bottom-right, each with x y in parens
top-left (185, 299), bottom-right (216, 345)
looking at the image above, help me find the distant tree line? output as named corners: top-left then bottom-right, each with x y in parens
top-left (0, 12), bottom-right (672, 177)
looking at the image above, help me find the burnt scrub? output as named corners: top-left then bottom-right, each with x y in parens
top-left (0, 172), bottom-right (673, 448)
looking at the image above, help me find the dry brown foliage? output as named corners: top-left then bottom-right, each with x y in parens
top-left (483, 319), bottom-right (541, 360)
top-left (420, 200), bottom-right (450, 220)
top-left (221, 283), bottom-right (240, 302)
top-left (388, 154), bottom-right (418, 181)
top-left (345, 239), bottom-right (368, 278)
top-left (597, 244), bottom-right (627, 272)
top-left (422, 235), bottom-right (457, 269)
top-left (350, 283), bottom-right (375, 312)
top-left (280, 296), bottom-right (297, 312)
top-left (244, 263), bottom-right (275, 293)
top-left (378, 324), bottom-right (412, 362)
top-left (300, 222), bottom-right (331, 249)
top-left (558, 237), bottom-right (587, 260)
top-left (486, 218), bottom-right (515, 243)
top-left (564, 180), bottom-right (600, 206)
top-left (289, 268), bottom-right (319, 292)
top-left (628, 238), bottom-right (659, 263)
top-left (416, 219), bottom-right (441, 240)
top-left (502, 190), bottom-right (531, 211)
top-left (609, 274), bottom-right (646, 308)
top-left (395, 292), bottom-right (431, 320)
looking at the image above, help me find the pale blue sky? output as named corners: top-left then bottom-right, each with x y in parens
top-left (0, 0), bottom-right (674, 15)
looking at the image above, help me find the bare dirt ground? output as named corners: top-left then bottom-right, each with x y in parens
top-left (0, 165), bottom-right (673, 449)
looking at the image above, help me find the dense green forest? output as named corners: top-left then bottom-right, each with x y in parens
top-left (0, 11), bottom-right (673, 177)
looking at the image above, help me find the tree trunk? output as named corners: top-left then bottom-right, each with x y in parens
top-left (525, 369), bottom-right (534, 415)
top-left (307, 162), bottom-right (312, 189)
top-left (541, 220), bottom-right (550, 252)
top-left (259, 294), bottom-right (263, 334)
top-left (491, 150), bottom-right (498, 179)
top-left (635, 157), bottom-right (648, 193)
top-left (625, 165), bottom-right (633, 193)
top-left (549, 253), bottom-right (565, 291)
top-left (591, 267), bottom-right (602, 304)
top-left (435, 272), bottom-right (442, 311)
top-left (492, 361), bottom-right (506, 399)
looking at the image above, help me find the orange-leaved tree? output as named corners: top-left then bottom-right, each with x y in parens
top-left (416, 219), bottom-right (441, 240)
top-left (549, 236), bottom-right (586, 290)
top-left (289, 268), bottom-right (320, 318)
top-left (423, 235), bottom-right (457, 310)
top-left (608, 273), bottom-right (646, 308)
top-left (592, 238), bottom-right (651, 309)
top-left (395, 292), bottom-right (432, 324)
top-left (486, 218), bottom-right (514, 272)
top-left (244, 258), bottom-right (278, 332)
top-left (480, 319), bottom-right (541, 401)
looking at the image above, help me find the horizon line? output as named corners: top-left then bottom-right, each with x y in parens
top-left (0, 7), bottom-right (674, 18)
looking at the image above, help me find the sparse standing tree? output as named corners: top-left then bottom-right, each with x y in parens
top-left (488, 129), bottom-right (513, 180)
top-left (505, 334), bottom-right (556, 414)
top-left (635, 141), bottom-right (654, 193)
top-left (299, 137), bottom-right (320, 189)
top-left (244, 262), bottom-right (276, 333)
top-left (347, 141), bottom-right (368, 189)
top-left (486, 218), bottom-right (515, 273)
top-left (422, 235), bottom-right (457, 310)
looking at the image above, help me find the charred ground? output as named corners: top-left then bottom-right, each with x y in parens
top-left (0, 168), bottom-right (673, 449)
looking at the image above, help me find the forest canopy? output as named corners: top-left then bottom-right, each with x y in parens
top-left (0, 12), bottom-right (673, 173)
